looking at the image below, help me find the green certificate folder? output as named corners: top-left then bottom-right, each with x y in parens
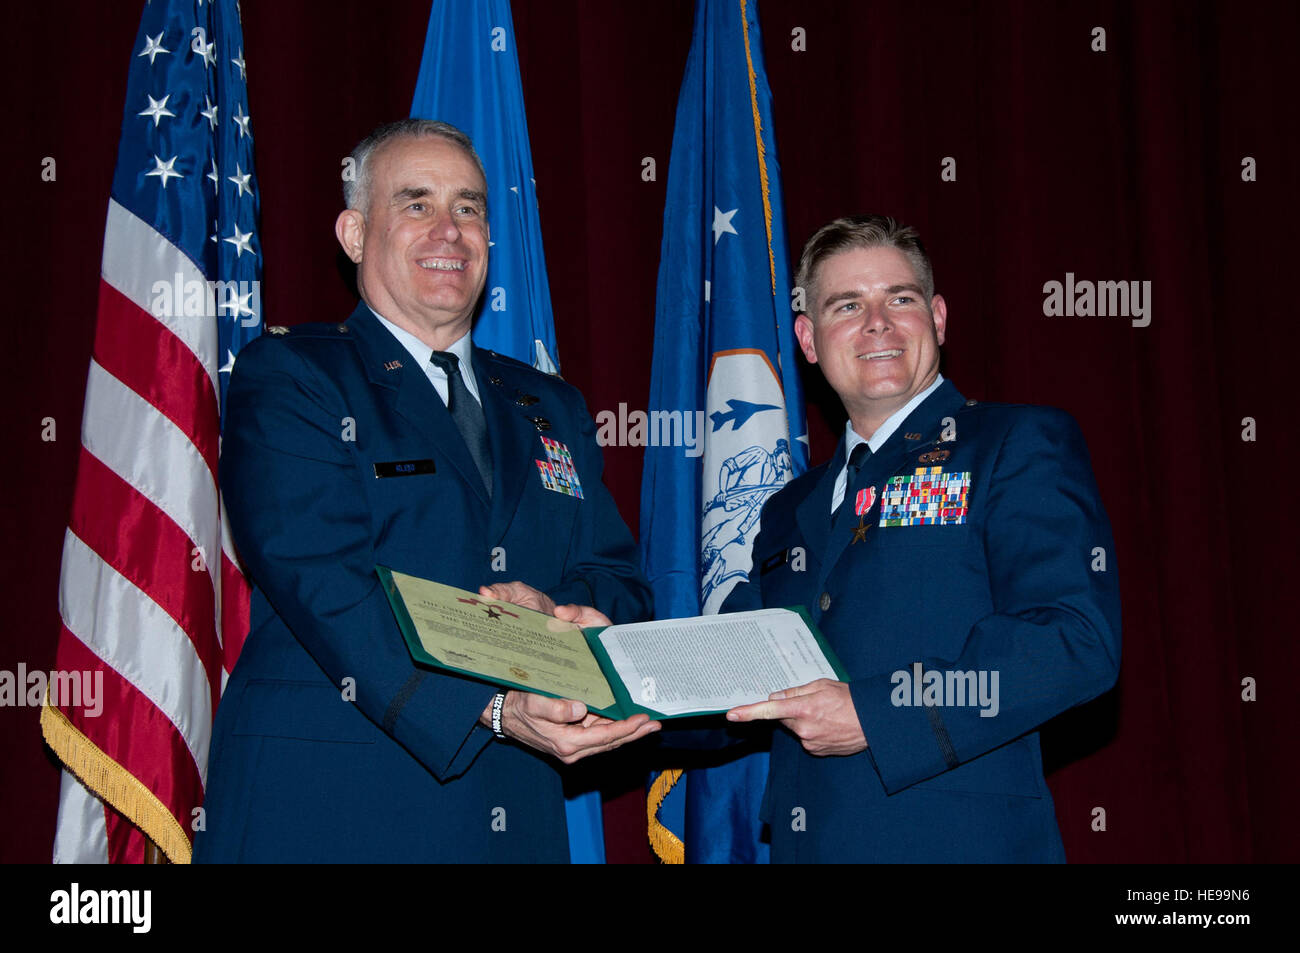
top-left (377, 566), bottom-right (847, 720)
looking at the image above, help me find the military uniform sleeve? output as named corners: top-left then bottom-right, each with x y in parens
top-left (222, 337), bottom-right (494, 779)
top-left (850, 408), bottom-right (1122, 793)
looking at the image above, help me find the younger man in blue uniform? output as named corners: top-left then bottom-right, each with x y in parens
top-left (723, 215), bottom-right (1121, 862)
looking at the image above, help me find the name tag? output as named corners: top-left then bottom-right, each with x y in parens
top-left (373, 459), bottom-right (436, 479)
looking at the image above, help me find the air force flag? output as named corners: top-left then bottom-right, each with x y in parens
top-left (641, 0), bottom-right (808, 863)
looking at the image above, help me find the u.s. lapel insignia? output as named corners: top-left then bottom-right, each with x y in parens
top-left (851, 486), bottom-right (876, 543)
top-left (880, 467), bottom-right (972, 526)
top-left (904, 432), bottom-right (922, 441)
top-left (534, 435), bottom-right (584, 499)
top-left (382, 359), bottom-right (403, 371)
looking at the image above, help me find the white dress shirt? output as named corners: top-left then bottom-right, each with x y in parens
top-left (372, 309), bottom-right (482, 408)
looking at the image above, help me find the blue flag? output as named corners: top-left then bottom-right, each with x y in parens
top-left (410, 0), bottom-right (602, 863)
top-left (641, 0), bottom-right (808, 864)
top-left (411, 0), bottom-right (560, 373)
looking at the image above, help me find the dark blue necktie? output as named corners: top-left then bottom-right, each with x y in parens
top-left (429, 351), bottom-right (492, 495)
top-left (847, 442), bottom-right (871, 485)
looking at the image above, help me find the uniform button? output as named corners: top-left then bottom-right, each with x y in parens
top-left (964, 398), bottom-right (977, 406)
top-left (819, 592), bottom-right (831, 611)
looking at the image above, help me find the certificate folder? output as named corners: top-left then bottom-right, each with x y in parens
top-left (377, 566), bottom-right (847, 721)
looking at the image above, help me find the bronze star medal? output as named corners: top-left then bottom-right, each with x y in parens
top-left (851, 486), bottom-right (876, 544)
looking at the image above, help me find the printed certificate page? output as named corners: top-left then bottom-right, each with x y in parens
top-left (597, 608), bottom-right (840, 717)
top-left (386, 570), bottom-right (617, 711)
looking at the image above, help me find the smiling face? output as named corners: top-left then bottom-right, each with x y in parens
top-left (795, 245), bottom-right (947, 438)
top-left (335, 135), bottom-right (489, 349)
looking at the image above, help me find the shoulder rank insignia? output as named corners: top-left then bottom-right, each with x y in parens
top-left (267, 325), bottom-right (289, 335)
top-left (535, 436), bottom-right (584, 499)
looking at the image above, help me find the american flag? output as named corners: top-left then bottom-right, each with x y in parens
top-left (41, 0), bottom-right (261, 864)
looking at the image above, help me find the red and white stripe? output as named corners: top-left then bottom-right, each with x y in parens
top-left (51, 199), bottom-right (250, 864)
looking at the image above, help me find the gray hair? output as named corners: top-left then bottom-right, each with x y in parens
top-left (343, 119), bottom-right (488, 215)
top-left (795, 214), bottom-right (935, 313)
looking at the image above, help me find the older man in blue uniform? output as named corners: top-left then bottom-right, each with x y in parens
top-left (724, 215), bottom-right (1121, 862)
top-left (195, 120), bottom-right (657, 862)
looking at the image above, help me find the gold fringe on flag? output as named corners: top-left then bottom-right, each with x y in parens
top-left (647, 768), bottom-right (685, 863)
top-left (740, 0), bottom-right (778, 296)
top-left (40, 696), bottom-right (193, 864)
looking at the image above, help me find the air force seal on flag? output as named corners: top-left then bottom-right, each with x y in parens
top-left (699, 350), bottom-right (796, 613)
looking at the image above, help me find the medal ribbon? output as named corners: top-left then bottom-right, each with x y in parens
top-left (855, 486), bottom-right (876, 517)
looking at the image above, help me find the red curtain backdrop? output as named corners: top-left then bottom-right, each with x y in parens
top-left (3, 0), bottom-right (1295, 863)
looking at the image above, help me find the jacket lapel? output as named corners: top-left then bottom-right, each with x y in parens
top-left (347, 304), bottom-right (490, 507)
top-left (874, 380), bottom-right (969, 489)
top-left (805, 381), bottom-right (969, 591)
top-left (475, 351), bottom-right (543, 546)
top-left (796, 440), bottom-right (845, 593)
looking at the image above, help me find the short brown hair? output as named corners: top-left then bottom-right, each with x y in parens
top-left (795, 215), bottom-right (935, 314)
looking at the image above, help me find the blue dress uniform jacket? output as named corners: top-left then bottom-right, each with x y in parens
top-left (194, 304), bottom-right (650, 862)
top-left (721, 380), bottom-right (1121, 862)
